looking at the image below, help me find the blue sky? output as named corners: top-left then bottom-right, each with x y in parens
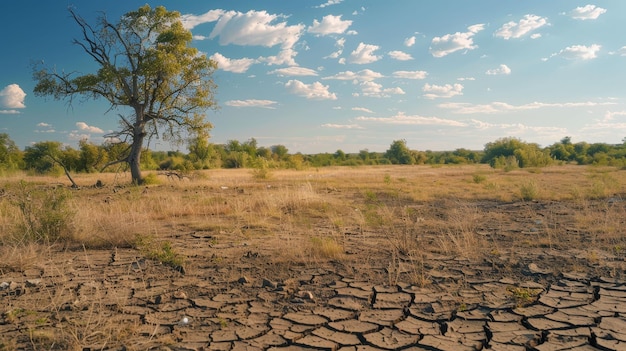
top-left (1, 1), bottom-right (625, 154)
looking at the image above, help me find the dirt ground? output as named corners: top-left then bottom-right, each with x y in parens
top-left (1, 166), bottom-right (626, 350)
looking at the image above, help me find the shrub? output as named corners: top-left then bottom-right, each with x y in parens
top-left (11, 181), bottom-right (73, 243)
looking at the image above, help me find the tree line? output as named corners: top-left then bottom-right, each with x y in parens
top-left (2, 133), bottom-right (626, 177)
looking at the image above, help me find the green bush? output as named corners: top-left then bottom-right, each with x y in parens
top-left (11, 181), bottom-right (73, 243)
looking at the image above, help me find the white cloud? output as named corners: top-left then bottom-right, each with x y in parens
top-left (321, 123), bottom-right (363, 129)
top-left (457, 77), bottom-right (475, 81)
top-left (325, 37), bottom-right (346, 59)
top-left (392, 70), bottom-right (428, 79)
top-left (486, 64), bottom-right (511, 75)
top-left (616, 46), bottom-right (626, 56)
top-left (315, 0), bottom-right (343, 8)
top-left (224, 99), bottom-right (278, 109)
top-left (469, 119), bottom-right (567, 136)
top-left (494, 14), bottom-right (548, 40)
top-left (356, 112), bottom-right (466, 126)
top-left (76, 122), bottom-right (104, 133)
top-left (308, 15), bottom-right (352, 35)
top-left (210, 52), bottom-right (257, 73)
top-left (209, 10), bottom-right (304, 49)
top-left (348, 42), bottom-right (381, 64)
top-left (181, 9), bottom-right (225, 29)
top-left (37, 122), bottom-right (51, 127)
top-left (0, 84), bottom-right (26, 109)
top-left (550, 44), bottom-right (601, 61)
top-left (439, 100), bottom-right (616, 114)
top-left (285, 80), bottom-right (337, 100)
top-left (260, 48), bottom-right (298, 66)
top-left (352, 107), bottom-right (373, 113)
top-left (357, 81), bottom-right (405, 98)
top-left (568, 5), bottom-right (607, 20)
top-left (429, 24), bottom-right (484, 57)
top-left (323, 69), bottom-right (383, 82)
top-left (268, 66), bottom-right (318, 76)
top-left (404, 36), bottom-right (416, 47)
top-left (388, 51), bottom-right (413, 61)
top-left (422, 83), bottom-right (464, 99)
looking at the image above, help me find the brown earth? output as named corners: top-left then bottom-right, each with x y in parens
top-left (1, 166), bottom-right (626, 350)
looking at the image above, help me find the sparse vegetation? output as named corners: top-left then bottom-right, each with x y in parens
top-left (1, 164), bottom-right (626, 348)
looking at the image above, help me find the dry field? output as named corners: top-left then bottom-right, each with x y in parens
top-left (1, 164), bottom-right (625, 350)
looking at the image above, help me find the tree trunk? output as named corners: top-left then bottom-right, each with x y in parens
top-left (129, 124), bottom-right (146, 185)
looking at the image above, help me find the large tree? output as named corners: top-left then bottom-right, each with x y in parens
top-left (33, 5), bottom-right (217, 184)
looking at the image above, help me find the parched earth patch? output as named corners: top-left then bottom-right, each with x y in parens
top-left (2, 246), bottom-right (626, 350)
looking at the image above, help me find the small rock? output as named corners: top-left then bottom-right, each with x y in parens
top-left (0, 282), bottom-right (9, 290)
top-left (238, 276), bottom-right (250, 284)
top-left (298, 290), bottom-right (315, 300)
top-left (25, 279), bottom-right (41, 287)
top-left (262, 278), bottom-right (278, 289)
top-left (173, 290), bottom-right (188, 299)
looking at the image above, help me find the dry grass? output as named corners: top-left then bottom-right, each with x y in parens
top-left (1, 165), bottom-right (625, 262)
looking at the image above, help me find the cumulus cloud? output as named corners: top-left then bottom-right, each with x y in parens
top-left (388, 51), bottom-right (413, 61)
top-left (392, 70), bottom-right (428, 79)
top-left (224, 99), bottom-right (278, 109)
top-left (285, 80), bottom-right (337, 100)
top-left (348, 42), bottom-right (381, 64)
top-left (321, 123), bottom-right (363, 129)
top-left (268, 66), bottom-right (318, 76)
top-left (429, 24), bottom-right (484, 57)
top-left (404, 36), bottom-right (416, 47)
top-left (210, 52), bottom-right (257, 73)
top-left (356, 112), bottom-right (466, 126)
top-left (352, 107), bottom-right (374, 113)
top-left (323, 69), bottom-right (383, 82)
top-left (208, 10), bottom-right (304, 49)
top-left (469, 119), bottom-right (567, 138)
top-left (356, 81), bottom-right (405, 98)
top-left (568, 5), bottom-right (607, 20)
top-left (616, 46), bottom-right (626, 56)
top-left (486, 64), bottom-right (511, 75)
top-left (494, 14), bottom-right (548, 40)
top-left (76, 122), bottom-right (104, 133)
top-left (181, 9), bottom-right (225, 30)
top-left (308, 15), bottom-right (352, 35)
top-left (0, 84), bottom-right (26, 109)
top-left (439, 100), bottom-right (616, 114)
top-left (35, 122), bottom-right (55, 133)
top-left (315, 0), bottom-right (343, 8)
top-left (422, 83), bottom-right (464, 99)
top-left (548, 44), bottom-right (601, 61)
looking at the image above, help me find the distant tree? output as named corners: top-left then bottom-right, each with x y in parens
top-left (0, 133), bottom-right (24, 172)
top-left (33, 5), bottom-right (218, 184)
top-left (334, 149), bottom-right (346, 161)
top-left (483, 137), bottom-right (552, 168)
top-left (78, 139), bottom-right (108, 172)
top-left (385, 139), bottom-right (415, 164)
top-left (24, 141), bottom-right (79, 187)
top-left (271, 145), bottom-right (289, 161)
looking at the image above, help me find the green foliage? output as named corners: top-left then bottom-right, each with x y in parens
top-left (483, 137), bottom-right (553, 168)
top-left (10, 181), bottom-right (73, 243)
top-left (472, 174), bottom-right (487, 183)
top-left (385, 139), bottom-right (415, 165)
top-left (32, 5), bottom-right (218, 184)
top-left (0, 133), bottom-right (24, 173)
top-left (519, 180), bottom-right (539, 201)
top-left (135, 235), bottom-right (185, 271)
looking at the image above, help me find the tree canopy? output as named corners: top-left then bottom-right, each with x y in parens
top-left (33, 5), bottom-right (218, 184)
